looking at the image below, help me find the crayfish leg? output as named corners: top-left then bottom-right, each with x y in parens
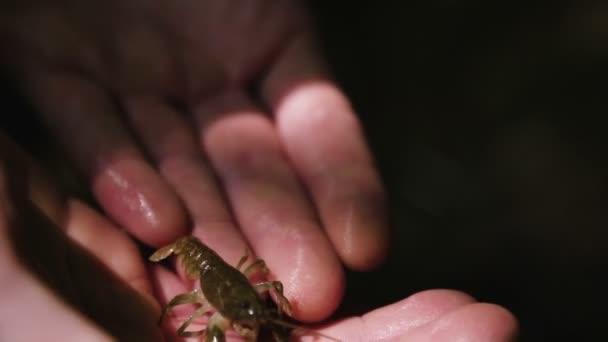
top-left (159, 288), bottom-right (206, 324)
top-left (204, 312), bottom-right (231, 342)
top-left (233, 322), bottom-right (259, 342)
top-left (254, 281), bottom-right (293, 317)
top-left (243, 259), bottom-right (269, 277)
top-left (235, 249), bottom-right (250, 271)
top-left (177, 302), bottom-right (213, 337)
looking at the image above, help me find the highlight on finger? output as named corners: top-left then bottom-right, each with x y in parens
top-left (195, 89), bottom-right (344, 321)
top-left (124, 96), bottom-right (248, 265)
top-left (24, 72), bottom-right (188, 246)
top-left (0, 158), bottom-right (163, 341)
top-left (1, 128), bottom-right (156, 299)
top-left (260, 33), bottom-right (389, 271)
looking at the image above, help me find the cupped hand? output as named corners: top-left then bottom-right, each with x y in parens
top-left (0, 132), bottom-right (162, 341)
top-left (0, 0), bottom-right (388, 321)
top-left (155, 285), bottom-right (518, 341)
top-left (316, 290), bottom-right (518, 342)
top-left (0, 134), bottom-right (517, 341)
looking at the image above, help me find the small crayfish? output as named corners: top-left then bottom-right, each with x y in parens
top-left (150, 236), bottom-right (296, 341)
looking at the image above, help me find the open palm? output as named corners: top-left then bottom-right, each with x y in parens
top-left (1, 1), bottom-right (517, 341)
top-left (2, 0), bottom-right (387, 321)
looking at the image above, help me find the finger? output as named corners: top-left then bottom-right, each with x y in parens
top-left (0, 164), bottom-right (162, 342)
top-left (404, 302), bottom-right (519, 342)
top-left (24, 72), bottom-right (188, 246)
top-left (315, 290), bottom-right (516, 341)
top-left (123, 96), bottom-right (247, 264)
top-left (194, 89), bottom-right (344, 321)
top-left (318, 290), bottom-right (476, 340)
top-left (0, 131), bottom-right (153, 296)
top-left (11, 204), bottom-right (164, 341)
top-left (64, 199), bottom-right (154, 296)
top-left (0, 268), bottom-right (114, 342)
top-left (260, 32), bottom-right (389, 270)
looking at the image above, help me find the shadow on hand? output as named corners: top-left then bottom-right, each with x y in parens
top-left (2, 142), bottom-right (162, 341)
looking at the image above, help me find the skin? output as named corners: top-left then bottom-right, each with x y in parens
top-left (0, 1), bottom-right (518, 340)
top-left (148, 238), bottom-right (518, 341)
top-left (0, 131), bottom-right (518, 340)
top-left (0, 132), bottom-right (163, 341)
top-left (1, 0), bottom-right (388, 321)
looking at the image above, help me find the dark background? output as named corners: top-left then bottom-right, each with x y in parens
top-left (309, 1), bottom-right (608, 341)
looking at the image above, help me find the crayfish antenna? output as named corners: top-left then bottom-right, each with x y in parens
top-left (269, 318), bottom-right (342, 342)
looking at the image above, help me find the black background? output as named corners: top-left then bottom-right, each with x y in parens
top-left (309, 1), bottom-right (608, 341)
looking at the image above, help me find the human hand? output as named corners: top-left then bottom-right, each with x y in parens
top-left (314, 290), bottom-right (518, 342)
top-left (0, 132), bottom-right (162, 341)
top-left (1, 0), bottom-right (387, 321)
top-left (0, 130), bottom-right (516, 341)
top-left (154, 282), bottom-right (517, 341)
